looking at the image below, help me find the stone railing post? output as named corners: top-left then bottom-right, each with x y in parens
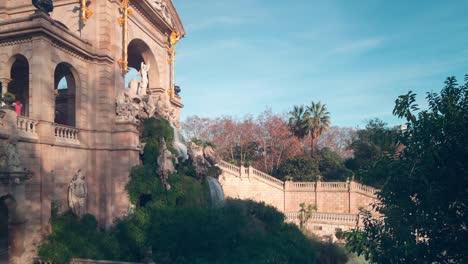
top-left (248, 166), bottom-right (254, 178)
top-left (240, 165), bottom-right (246, 178)
top-left (315, 180), bottom-right (321, 209)
top-left (284, 180), bottom-right (291, 191)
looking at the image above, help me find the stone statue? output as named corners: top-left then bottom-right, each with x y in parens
top-left (157, 138), bottom-right (176, 190)
top-left (68, 169), bottom-right (88, 217)
top-left (116, 90), bottom-right (138, 123)
top-left (187, 142), bottom-right (220, 179)
top-left (138, 62), bottom-right (150, 96)
top-left (0, 137), bottom-right (26, 173)
top-left (32, 0), bottom-right (54, 15)
top-left (154, 95), bottom-right (170, 119)
top-left (151, 0), bottom-right (163, 11)
top-left (128, 79), bottom-right (140, 102)
top-left (188, 142), bottom-right (208, 179)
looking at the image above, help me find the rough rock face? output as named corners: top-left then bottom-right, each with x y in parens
top-left (157, 138), bottom-right (176, 190)
top-left (188, 142), bottom-right (220, 179)
top-left (203, 146), bottom-right (220, 166)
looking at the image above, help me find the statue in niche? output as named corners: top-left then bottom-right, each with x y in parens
top-left (68, 169), bottom-right (88, 217)
top-left (138, 62), bottom-right (150, 96)
top-left (157, 138), bottom-right (176, 191)
top-left (0, 137), bottom-right (26, 173)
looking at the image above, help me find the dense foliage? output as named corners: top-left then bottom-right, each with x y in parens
top-left (274, 148), bottom-right (352, 182)
top-left (345, 119), bottom-right (400, 187)
top-left (346, 75), bottom-right (468, 263)
top-left (39, 117), bottom-right (345, 264)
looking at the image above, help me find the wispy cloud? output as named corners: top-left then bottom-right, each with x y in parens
top-left (188, 16), bottom-right (246, 31)
top-left (331, 37), bottom-right (385, 55)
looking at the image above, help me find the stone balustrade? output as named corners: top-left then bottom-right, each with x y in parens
top-left (318, 182), bottom-right (349, 191)
top-left (285, 182), bottom-right (316, 191)
top-left (351, 181), bottom-right (378, 196)
top-left (285, 212), bottom-right (359, 224)
top-left (218, 160), bottom-right (241, 174)
top-left (54, 124), bottom-right (80, 144)
top-left (16, 115), bottom-right (38, 138)
top-left (218, 161), bottom-right (377, 195)
top-left (250, 167), bottom-right (284, 188)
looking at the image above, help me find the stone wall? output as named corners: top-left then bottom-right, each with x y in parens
top-left (218, 161), bottom-right (378, 214)
top-left (218, 160), bottom-right (378, 240)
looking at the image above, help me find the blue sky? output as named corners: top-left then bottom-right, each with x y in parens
top-left (172, 0), bottom-right (468, 127)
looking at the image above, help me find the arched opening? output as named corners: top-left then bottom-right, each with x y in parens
top-left (0, 196), bottom-right (11, 263)
top-left (8, 55), bottom-right (29, 116)
top-left (54, 63), bottom-right (77, 127)
top-left (126, 39), bottom-right (159, 91)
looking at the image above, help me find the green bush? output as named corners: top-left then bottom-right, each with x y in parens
top-left (39, 115), bottom-right (348, 264)
top-left (38, 213), bottom-right (121, 264)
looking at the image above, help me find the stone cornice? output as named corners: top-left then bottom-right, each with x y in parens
top-left (129, 0), bottom-right (186, 37)
top-left (0, 12), bottom-right (113, 64)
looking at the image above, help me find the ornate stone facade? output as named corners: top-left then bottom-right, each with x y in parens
top-left (0, 1), bottom-right (185, 263)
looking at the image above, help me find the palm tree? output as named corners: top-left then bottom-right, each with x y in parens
top-left (305, 101), bottom-right (331, 154)
top-left (288, 105), bottom-right (308, 139)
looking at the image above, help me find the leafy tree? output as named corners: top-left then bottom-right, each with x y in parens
top-left (318, 148), bottom-right (353, 181)
top-left (345, 118), bottom-right (399, 187)
top-left (274, 155), bottom-right (320, 181)
top-left (305, 101), bottom-right (331, 154)
top-left (298, 202), bottom-right (317, 230)
top-left (346, 75), bottom-right (468, 263)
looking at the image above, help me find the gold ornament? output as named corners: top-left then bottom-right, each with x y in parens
top-left (81, 0), bottom-right (93, 23)
top-left (117, 0), bottom-right (132, 73)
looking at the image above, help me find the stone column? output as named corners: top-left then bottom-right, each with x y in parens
top-left (0, 77), bottom-right (11, 95)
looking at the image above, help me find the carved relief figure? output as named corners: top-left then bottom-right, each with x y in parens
top-left (157, 138), bottom-right (176, 190)
top-left (0, 137), bottom-right (25, 173)
top-left (138, 62), bottom-right (150, 96)
top-left (151, 0), bottom-right (163, 11)
top-left (116, 90), bottom-right (138, 122)
top-left (68, 169), bottom-right (88, 217)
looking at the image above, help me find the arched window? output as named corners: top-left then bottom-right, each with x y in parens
top-left (54, 63), bottom-right (77, 127)
top-left (8, 55), bottom-right (29, 116)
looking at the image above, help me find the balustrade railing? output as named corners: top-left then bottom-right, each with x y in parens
top-left (251, 167), bottom-right (284, 187)
top-left (319, 182), bottom-right (348, 191)
top-left (17, 116), bottom-right (38, 137)
top-left (285, 212), bottom-right (358, 224)
top-left (286, 182), bottom-right (316, 191)
top-left (351, 181), bottom-right (378, 196)
top-left (218, 160), bottom-right (241, 173)
top-left (55, 124), bottom-right (80, 143)
top-left (217, 160), bottom-right (377, 197)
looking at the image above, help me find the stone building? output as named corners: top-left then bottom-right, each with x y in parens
top-left (0, 1), bottom-right (185, 263)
